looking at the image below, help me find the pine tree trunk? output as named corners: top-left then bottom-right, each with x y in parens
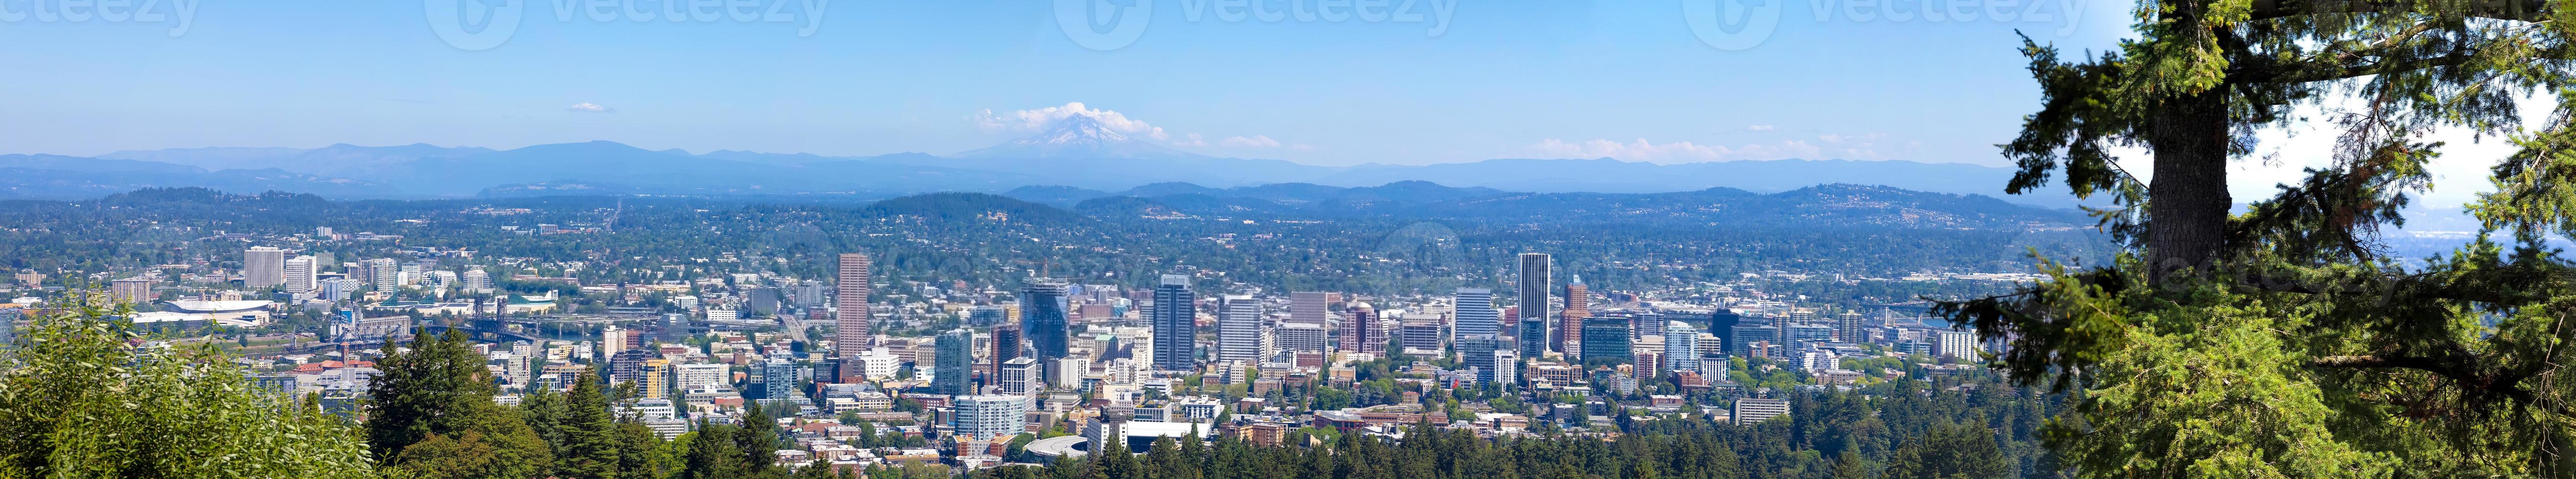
top-left (2145, 90), bottom-right (2233, 285)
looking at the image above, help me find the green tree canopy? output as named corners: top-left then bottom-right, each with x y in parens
top-left (0, 294), bottom-right (378, 478)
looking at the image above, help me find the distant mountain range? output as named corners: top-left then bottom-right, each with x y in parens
top-left (5, 118), bottom-right (2082, 207)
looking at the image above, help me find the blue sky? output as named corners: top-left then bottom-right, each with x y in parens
top-left (2, 0), bottom-right (2138, 168)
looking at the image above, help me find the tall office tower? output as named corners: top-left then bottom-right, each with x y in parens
top-left (1343, 302), bottom-right (1379, 353)
top-left (1580, 319), bottom-right (1633, 365)
top-left (243, 247), bottom-right (286, 288)
top-left (1710, 309), bottom-right (1743, 358)
top-left (1835, 310), bottom-right (1865, 343)
top-left (283, 257), bottom-right (316, 294)
top-left (1020, 281), bottom-right (1071, 363)
top-left (990, 324), bottom-right (1023, 387)
top-left (397, 262), bottom-right (423, 287)
top-left (1561, 275), bottom-right (1590, 354)
top-left (1289, 291), bottom-right (1332, 326)
top-left (835, 252), bottom-right (874, 381)
top-left (1665, 321), bottom-right (1702, 374)
top-left (1460, 334), bottom-right (1509, 385)
top-left (1452, 287), bottom-right (1499, 341)
top-left (762, 358), bottom-right (797, 401)
top-left (1150, 275), bottom-right (1197, 371)
top-left (1217, 294), bottom-right (1270, 362)
top-left (365, 259), bottom-right (400, 291)
top-left (110, 278), bottom-right (153, 305)
top-left (934, 328), bottom-right (975, 396)
top-left (462, 268), bottom-right (492, 293)
top-left (1516, 253), bottom-right (1553, 348)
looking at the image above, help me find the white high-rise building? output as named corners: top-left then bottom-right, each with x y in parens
top-left (954, 395), bottom-right (1031, 440)
top-left (283, 257), bottom-right (317, 294)
top-left (1452, 287), bottom-right (1499, 341)
top-left (243, 247), bottom-right (286, 288)
top-left (1217, 295), bottom-right (1271, 362)
top-left (1665, 321), bottom-right (1701, 374)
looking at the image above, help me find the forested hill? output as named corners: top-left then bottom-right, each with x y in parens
top-left (1066, 183), bottom-right (2085, 229)
top-left (0, 186), bottom-right (2107, 300)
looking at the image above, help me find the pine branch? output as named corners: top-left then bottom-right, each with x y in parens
top-left (2250, 0), bottom-right (2554, 22)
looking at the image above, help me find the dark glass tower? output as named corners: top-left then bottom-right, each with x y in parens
top-left (934, 328), bottom-right (974, 396)
top-left (1020, 281), bottom-right (1070, 362)
top-left (1150, 275), bottom-right (1197, 371)
top-left (1710, 308), bottom-right (1743, 359)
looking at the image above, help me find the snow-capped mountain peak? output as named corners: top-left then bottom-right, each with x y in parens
top-left (955, 115), bottom-right (1201, 159)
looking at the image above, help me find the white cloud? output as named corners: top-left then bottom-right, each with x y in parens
top-left (1745, 125), bottom-right (1776, 131)
top-left (974, 102), bottom-right (1168, 140)
top-left (1530, 138), bottom-right (1824, 163)
top-left (1221, 135), bottom-right (1282, 148)
top-left (1173, 132), bottom-right (1208, 147)
top-left (566, 103), bottom-right (614, 113)
top-left (1817, 134), bottom-right (1844, 143)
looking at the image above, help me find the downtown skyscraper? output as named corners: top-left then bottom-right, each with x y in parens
top-left (1453, 287), bottom-right (1500, 341)
top-left (933, 328), bottom-right (974, 396)
top-left (835, 253), bottom-right (873, 382)
top-left (1217, 294), bottom-right (1270, 362)
top-left (1516, 253), bottom-right (1553, 351)
top-left (1151, 275), bottom-right (1197, 371)
top-left (1021, 280), bottom-right (1071, 363)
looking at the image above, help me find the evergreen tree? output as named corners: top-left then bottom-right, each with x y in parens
top-left (559, 370), bottom-right (623, 479)
top-left (681, 421), bottom-right (744, 479)
top-left (739, 403), bottom-right (783, 476)
top-left (1948, 0), bottom-right (2576, 473)
top-left (368, 327), bottom-right (553, 478)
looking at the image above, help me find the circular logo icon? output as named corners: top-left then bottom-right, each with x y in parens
top-left (426, 0), bottom-right (525, 51)
top-left (1054, 0), bottom-right (1152, 51)
top-left (1683, 0), bottom-right (1780, 51)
